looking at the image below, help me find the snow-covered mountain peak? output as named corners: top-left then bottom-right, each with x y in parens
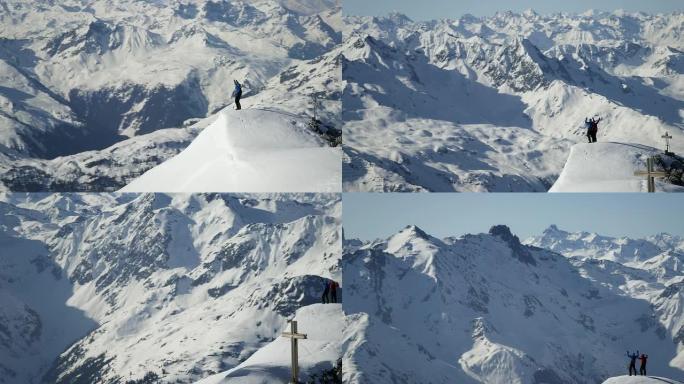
top-left (525, 225), bottom-right (684, 271)
top-left (384, 225), bottom-right (443, 274)
top-left (344, 224), bottom-right (684, 383)
top-left (488, 224), bottom-right (537, 265)
top-left (0, 0), bottom-right (341, 191)
top-left (0, 193), bottom-right (341, 383)
top-left (343, 9), bottom-right (684, 192)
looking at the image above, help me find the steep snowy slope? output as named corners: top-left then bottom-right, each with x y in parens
top-left (342, 11), bottom-right (684, 192)
top-left (526, 226), bottom-right (684, 375)
top-left (0, 193), bottom-right (341, 384)
top-left (343, 225), bottom-right (684, 383)
top-left (0, 41), bottom-right (343, 192)
top-left (550, 142), bottom-right (684, 192)
top-left (197, 303), bottom-right (344, 383)
top-left (121, 109), bottom-right (341, 192)
top-left (0, 0), bottom-right (341, 191)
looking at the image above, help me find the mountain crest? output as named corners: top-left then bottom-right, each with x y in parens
top-left (489, 225), bottom-right (537, 265)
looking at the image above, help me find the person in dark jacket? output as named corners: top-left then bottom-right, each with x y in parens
top-left (231, 80), bottom-right (242, 110)
top-left (627, 350), bottom-right (639, 376)
top-left (330, 280), bottom-right (338, 303)
top-left (639, 353), bottom-right (648, 376)
top-left (584, 118), bottom-right (593, 143)
top-left (321, 280), bottom-right (330, 304)
top-left (586, 117), bottom-right (601, 143)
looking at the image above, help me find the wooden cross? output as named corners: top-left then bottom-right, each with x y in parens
top-left (634, 157), bottom-right (667, 193)
top-left (662, 132), bottom-right (673, 154)
top-left (282, 319), bottom-right (307, 383)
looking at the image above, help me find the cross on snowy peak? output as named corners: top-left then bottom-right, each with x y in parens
top-left (282, 319), bottom-right (308, 384)
top-left (662, 132), bottom-right (673, 154)
top-left (634, 156), bottom-right (667, 193)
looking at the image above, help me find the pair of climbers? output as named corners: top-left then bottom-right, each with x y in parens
top-left (584, 117), bottom-right (602, 143)
top-left (627, 350), bottom-right (648, 376)
top-left (321, 279), bottom-right (339, 304)
top-left (231, 79), bottom-right (243, 110)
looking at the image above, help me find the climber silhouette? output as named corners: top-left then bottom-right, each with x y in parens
top-left (321, 280), bottom-right (330, 304)
top-left (639, 353), bottom-right (648, 376)
top-left (627, 350), bottom-right (639, 376)
top-left (330, 280), bottom-right (338, 303)
top-left (232, 79), bottom-right (242, 110)
top-left (585, 117), bottom-right (601, 143)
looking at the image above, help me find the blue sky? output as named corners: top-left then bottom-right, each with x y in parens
top-left (344, 0), bottom-right (684, 20)
top-left (343, 193), bottom-right (684, 241)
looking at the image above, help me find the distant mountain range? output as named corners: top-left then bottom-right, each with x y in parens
top-left (0, 0), bottom-right (341, 191)
top-left (343, 224), bottom-right (684, 383)
top-left (0, 193), bottom-right (341, 383)
top-left (342, 10), bottom-right (684, 191)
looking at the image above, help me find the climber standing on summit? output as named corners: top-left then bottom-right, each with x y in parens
top-left (585, 117), bottom-right (601, 143)
top-left (584, 118), bottom-right (593, 143)
top-left (232, 79), bottom-right (242, 110)
top-left (330, 280), bottom-right (338, 303)
top-left (639, 353), bottom-right (648, 376)
top-left (627, 350), bottom-right (639, 376)
top-left (322, 279), bottom-right (330, 304)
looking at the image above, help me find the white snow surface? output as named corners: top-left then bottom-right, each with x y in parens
top-left (603, 376), bottom-right (684, 384)
top-left (550, 142), bottom-right (684, 192)
top-left (342, 11), bottom-right (684, 192)
top-left (121, 109), bottom-right (341, 192)
top-left (0, 193), bottom-right (342, 384)
top-left (344, 224), bottom-right (684, 383)
top-left (196, 304), bottom-right (344, 384)
top-left (0, 0), bottom-right (341, 191)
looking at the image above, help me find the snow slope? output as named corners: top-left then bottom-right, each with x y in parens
top-left (0, 0), bottom-right (341, 191)
top-left (343, 225), bottom-right (684, 383)
top-left (121, 109), bottom-right (341, 192)
top-left (0, 193), bottom-right (341, 384)
top-left (342, 11), bottom-right (684, 192)
top-left (550, 142), bottom-right (684, 192)
top-left (603, 376), bottom-right (684, 384)
top-left (525, 226), bottom-right (684, 370)
top-left (196, 303), bottom-right (344, 383)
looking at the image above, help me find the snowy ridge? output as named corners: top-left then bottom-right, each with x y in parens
top-left (0, 193), bottom-right (341, 384)
top-left (550, 142), bottom-right (684, 192)
top-left (342, 11), bottom-right (684, 192)
top-left (196, 303), bottom-right (345, 383)
top-left (0, 0), bottom-right (341, 191)
top-left (343, 224), bottom-right (684, 383)
top-left (120, 108), bottom-right (341, 192)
